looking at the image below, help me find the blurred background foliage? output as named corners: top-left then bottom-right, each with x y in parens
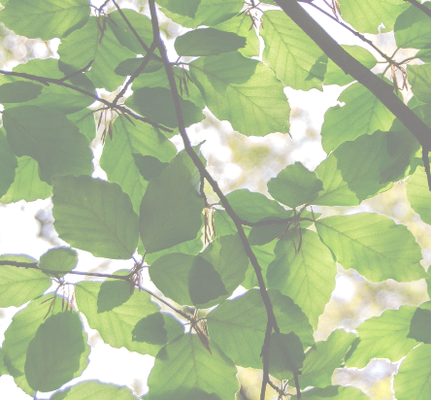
top-left (0, 1), bottom-right (429, 399)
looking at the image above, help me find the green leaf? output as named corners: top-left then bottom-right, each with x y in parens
top-left (394, 344), bottom-right (431, 400)
top-left (225, 189), bottom-right (292, 223)
top-left (407, 166), bottom-right (431, 224)
top-left (97, 277), bottom-right (132, 313)
top-left (0, 255), bottom-right (50, 307)
top-left (345, 306), bottom-right (418, 368)
top-left (151, 233), bottom-right (248, 308)
top-left (67, 109), bottom-right (96, 142)
top-left (125, 87), bottom-right (204, 129)
top-left (207, 289), bottom-right (314, 369)
top-left (395, 3), bottom-right (431, 49)
top-left (132, 154), bottom-right (168, 181)
top-left (261, 11), bottom-right (326, 90)
top-left (267, 229), bottom-right (337, 328)
top-left (52, 175), bottom-right (139, 259)
top-left (213, 12), bottom-right (260, 58)
top-left (337, 0), bottom-right (408, 34)
top-left (248, 224), bottom-right (287, 246)
top-left (175, 28), bottom-right (246, 56)
top-left (316, 213), bottom-right (425, 282)
top-left (51, 381), bottom-right (139, 400)
top-left (242, 241), bottom-right (277, 285)
top-left (314, 131), bottom-right (393, 206)
top-left (0, 81), bottom-right (42, 103)
top-left (0, 0), bottom-right (89, 40)
top-left (299, 329), bottom-right (357, 389)
top-left (407, 302), bottom-right (431, 344)
top-left (107, 9), bottom-right (154, 54)
top-left (39, 247), bottom-right (78, 277)
top-left (269, 332), bottom-right (305, 377)
top-left (268, 162), bottom-right (323, 208)
top-left (3, 106), bottom-right (92, 183)
top-left (156, 0), bottom-right (243, 28)
top-left (2, 295), bottom-right (89, 395)
top-left (76, 282), bottom-right (176, 356)
top-left (114, 58), bottom-right (162, 76)
top-left (58, 17), bottom-right (135, 91)
top-left (408, 64), bottom-right (431, 104)
top-left (321, 80), bottom-right (396, 153)
top-left (0, 156), bottom-right (52, 203)
top-left (323, 46), bottom-right (377, 86)
top-left (25, 312), bottom-right (87, 392)
top-left (190, 52), bottom-right (290, 137)
top-left (0, 129), bottom-right (17, 198)
top-left (147, 334), bottom-right (239, 400)
top-left (140, 150), bottom-right (204, 253)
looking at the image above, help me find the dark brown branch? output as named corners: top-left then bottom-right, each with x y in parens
top-left (147, 2), bottom-right (279, 398)
top-left (0, 69), bottom-right (173, 133)
top-left (404, 0), bottom-right (431, 20)
top-left (275, 0), bottom-right (431, 150)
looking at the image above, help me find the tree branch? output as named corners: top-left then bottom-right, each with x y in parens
top-left (275, 0), bottom-right (431, 150)
top-left (147, 2), bottom-right (279, 398)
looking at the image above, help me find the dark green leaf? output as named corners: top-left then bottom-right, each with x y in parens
top-left (345, 306), bottom-right (418, 368)
top-left (0, 81), bottom-right (42, 103)
top-left (268, 162), bottom-right (323, 208)
top-left (407, 302), bottom-right (431, 344)
top-left (321, 80), bottom-right (396, 153)
top-left (395, 3), bottom-right (431, 49)
top-left (140, 150), bottom-right (204, 253)
top-left (51, 381), bottom-right (139, 400)
top-left (0, 0), bottom-right (89, 40)
top-left (0, 129), bottom-right (17, 198)
top-left (132, 154), bottom-right (168, 181)
top-left (261, 11), bottom-right (326, 90)
top-left (408, 64), bottom-right (431, 104)
top-left (52, 175), bottom-right (139, 259)
top-left (175, 28), bottom-right (246, 56)
top-left (114, 57), bottom-right (162, 76)
top-left (316, 213), bottom-right (425, 282)
top-left (248, 223), bottom-right (287, 246)
top-left (269, 332), bottom-right (305, 377)
top-left (393, 344), bottom-right (431, 400)
top-left (147, 334), bottom-right (239, 400)
top-left (267, 229), bottom-right (337, 328)
top-left (132, 312), bottom-right (182, 345)
top-left (39, 247), bottom-right (77, 277)
top-left (0, 254), bottom-right (50, 307)
top-left (25, 312), bottom-right (87, 392)
top-left (125, 87), bottom-right (204, 129)
top-left (97, 278), bottom-right (132, 313)
top-left (190, 52), bottom-right (290, 136)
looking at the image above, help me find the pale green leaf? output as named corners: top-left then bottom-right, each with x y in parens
top-left (394, 344), bottom-right (431, 400)
top-left (190, 52), bottom-right (290, 136)
top-left (0, 255), bottom-right (50, 307)
top-left (295, 386), bottom-right (370, 400)
top-left (67, 109), bottom-right (96, 142)
top-left (261, 11), bottom-right (326, 90)
top-left (39, 247), bottom-right (78, 277)
top-left (75, 282), bottom-right (176, 356)
top-left (4, 106), bottom-right (92, 183)
top-left (140, 150), bottom-right (204, 253)
top-left (207, 289), bottom-right (314, 369)
top-left (316, 213), bottom-right (425, 282)
top-left (0, 156), bottom-right (52, 204)
top-left (0, 0), bottom-right (89, 40)
top-left (25, 312), bottom-right (87, 392)
top-left (147, 334), bottom-right (239, 400)
top-left (267, 230), bottom-right (337, 328)
top-left (58, 17), bottom-right (135, 91)
top-left (51, 381), bottom-right (139, 400)
top-left (395, 3), bottom-right (431, 49)
top-left (407, 166), bottom-right (431, 224)
top-left (345, 306), bottom-right (418, 368)
top-left (337, 0), bottom-right (408, 34)
top-left (300, 329), bottom-right (357, 389)
top-left (52, 175), bottom-right (139, 259)
top-left (175, 28), bottom-right (246, 56)
top-left (268, 162), bottom-right (323, 208)
top-left (321, 81), bottom-right (396, 153)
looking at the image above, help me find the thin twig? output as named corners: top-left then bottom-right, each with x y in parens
top-left (0, 69), bottom-right (173, 133)
top-left (147, 2), bottom-right (279, 399)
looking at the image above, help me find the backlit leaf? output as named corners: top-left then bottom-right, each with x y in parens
top-left (51, 381), bottom-right (139, 400)
top-left (39, 247), bottom-right (78, 277)
top-left (395, 3), bottom-right (431, 49)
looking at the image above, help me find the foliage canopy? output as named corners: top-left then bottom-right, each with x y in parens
top-left (1, 0), bottom-right (431, 399)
